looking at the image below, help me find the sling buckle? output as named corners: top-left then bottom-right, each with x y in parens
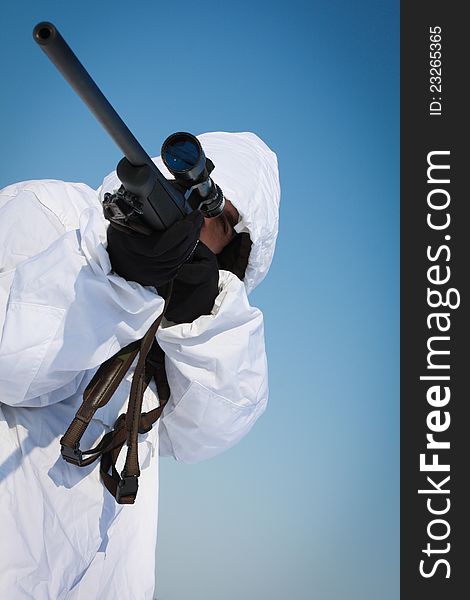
top-left (61, 444), bottom-right (83, 466)
top-left (116, 474), bottom-right (139, 503)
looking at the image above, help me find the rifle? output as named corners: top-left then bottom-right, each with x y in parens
top-left (33, 22), bottom-right (224, 233)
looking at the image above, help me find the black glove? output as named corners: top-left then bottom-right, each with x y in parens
top-left (106, 211), bottom-right (203, 289)
top-left (164, 241), bottom-right (219, 324)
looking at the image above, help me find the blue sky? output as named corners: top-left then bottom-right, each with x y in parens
top-left (1, 1), bottom-right (399, 598)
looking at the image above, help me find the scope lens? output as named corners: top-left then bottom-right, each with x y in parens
top-left (163, 136), bottom-right (200, 173)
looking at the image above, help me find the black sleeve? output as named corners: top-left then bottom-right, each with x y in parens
top-left (164, 241), bottom-right (219, 324)
top-left (106, 211), bottom-right (203, 288)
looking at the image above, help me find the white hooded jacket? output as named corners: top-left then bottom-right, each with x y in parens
top-left (0, 132), bottom-right (280, 599)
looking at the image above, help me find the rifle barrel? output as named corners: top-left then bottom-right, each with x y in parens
top-left (32, 21), bottom-right (189, 230)
top-left (33, 22), bottom-right (151, 168)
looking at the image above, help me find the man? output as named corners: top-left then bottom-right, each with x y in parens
top-left (0, 131), bottom-right (280, 599)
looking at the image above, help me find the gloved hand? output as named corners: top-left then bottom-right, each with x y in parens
top-left (106, 211), bottom-right (203, 289)
top-left (164, 241), bottom-right (219, 324)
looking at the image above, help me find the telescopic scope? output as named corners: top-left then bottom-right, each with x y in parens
top-left (162, 132), bottom-right (225, 218)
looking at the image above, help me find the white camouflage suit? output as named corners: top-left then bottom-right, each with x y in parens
top-left (0, 132), bottom-right (280, 599)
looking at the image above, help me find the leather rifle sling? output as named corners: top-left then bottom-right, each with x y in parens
top-left (60, 341), bottom-right (141, 467)
top-left (105, 285), bottom-right (173, 503)
top-left (100, 334), bottom-right (171, 504)
top-left (60, 285), bottom-right (172, 503)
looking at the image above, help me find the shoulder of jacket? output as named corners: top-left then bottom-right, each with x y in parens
top-left (1, 179), bottom-right (102, 231)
